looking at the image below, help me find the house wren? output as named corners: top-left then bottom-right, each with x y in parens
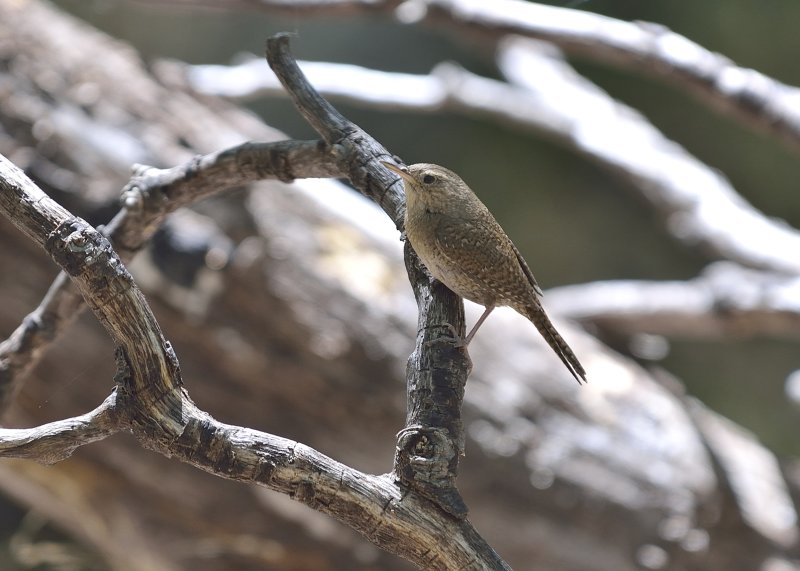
top-left (382, 161), bottom-right (586, 384)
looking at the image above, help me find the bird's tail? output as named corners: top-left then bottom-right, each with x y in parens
top-left (522, 304), bottom-right (587, 384)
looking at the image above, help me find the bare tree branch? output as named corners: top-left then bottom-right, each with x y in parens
top-left (167, 0), bottom-right (800, 151)
top-left (494, 38), bottom-right (800, 275)
top-left (187, 39), bottom-right (800, 276)
top-left (0, 138), bottom-right (509, 570)
top-left (420, 0), bottom-right (800, 152)
top-left (111, 139), bottom-right (342, 254)
top-left (0, 32), bottom-right (514, 570)
top-left (266, 32), bottom-right (475, 519)
top-left (0, 393), bottom-right (119, 464)
top-left (264, 36), bottom-right (405, 225)
top-left (185, 56), bottom-right (446, 109)
top-left (547, 262), bottom-right (800, 340)
top-left (0, 140), bottom-right (339, 413)
top-left (0, 272), bottom-right (83, 406)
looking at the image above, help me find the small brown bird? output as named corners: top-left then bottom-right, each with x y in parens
top-left (382, 161), bottom-right (586, 384)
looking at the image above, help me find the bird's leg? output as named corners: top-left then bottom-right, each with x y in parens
top-left (424, 306), bottom-right (495, 348)
top-left (463, 305), bottom-right (494, 346)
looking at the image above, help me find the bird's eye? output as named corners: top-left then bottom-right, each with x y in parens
top-left (422, 174), bottom-right (436, 184)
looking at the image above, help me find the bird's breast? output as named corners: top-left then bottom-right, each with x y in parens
top-left (405, 210), bottom-right (499, 306)
top-left (405, 208), bottom-right (441, 271)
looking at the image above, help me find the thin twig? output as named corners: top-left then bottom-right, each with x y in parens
top-left (0, 393), bottom-right (120, 464)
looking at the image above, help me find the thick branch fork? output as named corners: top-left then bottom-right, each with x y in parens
top-left (0, 34), bottom-right (506, 570)
top-left (0, 139), bottom-right (340, 412)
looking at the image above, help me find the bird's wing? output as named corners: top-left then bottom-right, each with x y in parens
top-left (510, 241), bottom-right (543, 298)
top-left (432, 213), bottom-right (537, 305)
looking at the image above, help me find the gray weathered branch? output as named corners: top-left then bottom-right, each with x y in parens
top-left (0, 140), bottom-right (340, 413)
top-left (0, 393), bottom-right (119, 464)
top-left (266, 31), bottom-right (475, 523)
top-left (0, 30), bottom-right (511, 570)
top-left (0, 146), bottom-right (507, 570)
top-left (547, 262), bottom-right (800, 340)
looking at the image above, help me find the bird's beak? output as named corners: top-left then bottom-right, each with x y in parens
top-left (380, 161), bottom-right (413, 184)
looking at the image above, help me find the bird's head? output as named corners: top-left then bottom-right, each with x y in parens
top-left (381, 161), bottom-right (472, 213)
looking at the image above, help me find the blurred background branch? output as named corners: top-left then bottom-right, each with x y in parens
top-left (548, 262), bottom-right (800, 340)
top-left (186, 35), bottom-right (800, 274)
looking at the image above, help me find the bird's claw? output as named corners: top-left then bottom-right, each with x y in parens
top-left (423, 323), bottom-right (466, 348)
